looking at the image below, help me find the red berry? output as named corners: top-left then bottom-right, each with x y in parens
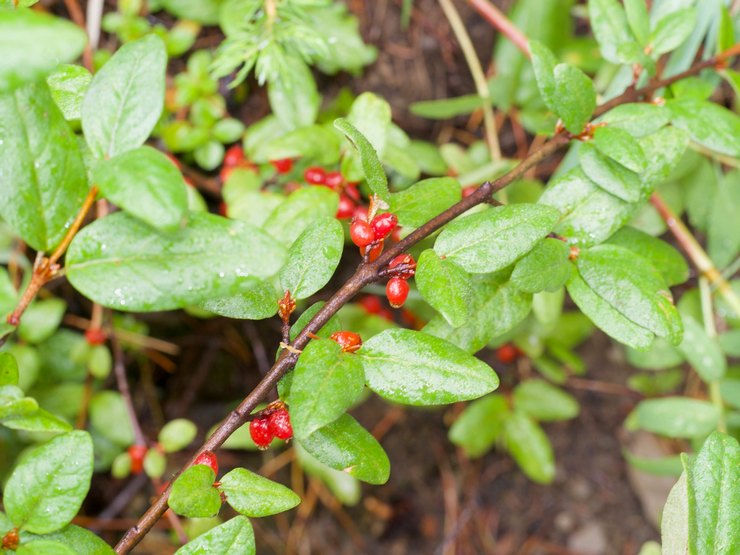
top-left (344, 182), bottom-right (361, 203)
top-left (370, 213), bottom-right (398, 239)
top-left (304, 166), bottom-right (327, 185)
top-left (336, 195), bottom-right (355, 219)
top-left (388, 254), bottom-right (416, 279)
top-left (268, 409), bottom-right (293, 440)
top-left (364, 241), bottom-right (385, 262)
top-left (249, 417), bottom-right (273, 450)
top-left (350, 219), bottom-right (376, 247)
top-left (324, 171), bottom-right (344, 189)
top-left (391, 228), bottom-right (401, 243)
top-left (386, 277), bottom-right (410, 308)
top-left (495, 344), bottom-right (519, 364)
top-left (353, 205), bottom-right (369, 222)
top-left (84, 328), bottom-right (107, 346)
top-left (359, 295), bottom-right (383, 314)
top-left (462, 185), bottom-right (478, 198)
top-left (224, 145), bottom-right (245, 168)
top-left (128, 445), bottom-right (147, 475)
top-left (270, 158), bottom-right (293, 174)
top-left (193, 450), bottom-right (219, 476)
top-left (330, 330), bottom-right (363, 353)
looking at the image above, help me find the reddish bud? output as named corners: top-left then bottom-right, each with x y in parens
top-left (350, 218), bottom-right (376, 247)
top-left (2, 528), bottom-right (19, 551)
top-left (387, 253), bottom-right (416, 279)
top-left (193, 450), bottom-right (219, 476)
top-left (270, 158), bottom-right (293, 174)
top-left (330, 330), bottom-right (363, 353)
top-left (268, 409), bottom-right (293, 440)
top-left (304, 166), bottom-right (327, 185)
top-left (324, 171), bottom-right (344, 189)
top-left (249, 417), bottom-right (273, 450)
top-left (370, 213), bottom-right (398, 239)
top-left (128, 445), bottom-right (147, 475)
top-left (462, 185), bottom-right (478, 198)
top-left (386, 277), bottom-right (410, 308)
top-left (336, 195), bottom-right (355, 219)
top-left (224, 145), bottom-right (245, 168)
top-left (495, 344), bottom-right (519, 364)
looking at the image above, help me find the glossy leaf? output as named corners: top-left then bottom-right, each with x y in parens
top-left (17, 541), bottom-right (76, 555)
top-left (677, 315), bottom-right (726, 383)
top-left (4, 431), bottom-right (93, 534)
top-left (449, 394), bottom-right (510, 458)
top-left (504, 411), bottom-right (555, 484)
top-left (415, 249), bottom-right (472, 328)
top-left (668, 99), bottom-right (740, 157)
top-left (662, 473), bottom-right (689, 553)
top-left (707, 170), bottom-right (740, 269)
top-left (513, 379), bottom-right (579, 422)
top-left (511, 238), bottom-right (572, 293)
top-left (82, 34), bottom-right (167, 159)
top-left (198, 277), bottom-right (279, 321)
top-left (637, 126), bottom-right (689, 186)
top-left (262, 186), bottom-right (339, 246)
top-left (580, 142), bottom-right (642, 202)
top-left (553, 63), bottom-right (596, 133)
top-left (389, 177), bottom-right (461, 228)
top-left (174, 516), bottom-right (255, 555)
top-left (434, 204), bottom-right (560, 274)
top-left (67, 212), bottom-right (285, 312)
top-left (347, 92), bottom-right (392, 158)
top-left (598, 103), bottom-right (670, 137)
top-left (289, 340), bottom-right (365, 439)
top-left (592, 126), bottom-right (647, 173)
top-left (0, 9), bottom-right (86, 92)
top-left (606, 226), bottom-right (688, 287)
top-left (0, 385), bottom-right (37, 419)
top-left (220, 468), bottom-right (301, 517)
top-left (39, 525), bottom-right (116, 555)
top-left (529, 40), bottom-right (559, 116)
top-left (279, 217), bottom-right (343, 300)
top-left (298, 414), bottom-right (390, 485)
top-left (46, 64), bottom-right (91, 121)
top-left (0, 352), bottom-right (19, 387)
top-left (334, 118), bottom-right (389, 202)
top-left (628, 397), bottom-right (720, 438)
top-left (93, 147), bottom-right (189, 232)
top-left (296, 445), bottom-right (361, 506)
top-left (624, 0), bottom-right (649, 44)
top-left (168, 465), bottom-right (222, 518)
top-left (0, 82), bottom-right (88, 251)
top-left (650, 8), bottom-right (696, 55)
top-left (587, 0), bottom-right (636, 63)
top-left (1, 408), bottom-right (72, 433)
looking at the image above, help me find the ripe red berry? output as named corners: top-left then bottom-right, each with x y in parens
top-left (362, 240), bottom-right (384, 262)
top-left (193, 450), bottom-right (219, 476)
top-left (270, 158), bottom-right (293, 174)
top-left (268, 409), bottom-right (293, 440)
top-left (353, 204), bottom-right (369, 222)
top-left (495, 344), bottom-right (519, 364)
top-left (128, 445), bottom-right (147, 475)
top-left (350, 218), bottom-right (376, 247)
top-left (336, 195), bottom-right (355, 219)
top-left (249, 417), bottom-right (273, 450)
top-left (224, 145), bottom-right (245, 168)
top-left (388, 253), bottom-right (416, 279)
top-left (345, 182), bottom-right (361, 203)
top-left (84, 328), bottom-right (107, 346)
top-left (304, 166), bottom-right (327, 185)
top-left (359, 295), bottom-right (383, 314)
top-left (386, 277), bottom-right (410, 308)
top-left (371, 213), bottom-right (398, 239)
top-left (324, 171), bottom-right (344, 189)
top-left (330, 330), bottom-right (363, 353)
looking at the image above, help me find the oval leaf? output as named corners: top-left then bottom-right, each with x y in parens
top-left (504, 411), bottom-right (555, 484)
top-left (513, 379), bottom-right (579, 422)
top-left (449, 394), bottom-right (511, 458)
top-left (389, 177), bottom-right (461, 228)
top-left (174, 516), bottom-right (255, 555)
top-left (511, 238), bottom-right (572, 293)
top-left (629, 398), bottom-right (720, 439)
top-left (168, 465), bottom-right (221, 518)
top-left (219, 468), bottom-right (300, 517)
top-left (416, 249), bottom-right (473, 328)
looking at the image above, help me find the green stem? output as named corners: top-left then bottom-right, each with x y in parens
top-left (699, 277), bottom-right (726, 433)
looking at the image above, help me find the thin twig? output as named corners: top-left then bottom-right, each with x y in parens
top-left (111, 336), bottom-right (147, 446)
top-left (467, 0), bottom-right (530, 57)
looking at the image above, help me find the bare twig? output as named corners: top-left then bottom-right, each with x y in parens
top-left (467, 0), bottom-right (530, 57)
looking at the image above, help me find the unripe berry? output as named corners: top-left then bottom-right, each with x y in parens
top-left (386, 277), bottom-right (410, 308)
top-left (495, 344), bottom-right (519, 364)
top-left (304, 166), bottom-right (327, 185)
top-left (324, 171), bottom-right (344, 189)
top-left (224, 145), bottom-right (245, 168)
top-left (268, 409), bottom-right (293, 440)
top-left (128, 445), bottom-right (147, 475)
top-left (336, 195), bottom-right (355, 219)
top-left (249, 417), bottom-right (273, 450)
top-left (370, 213), bottom-right (398, 239)
top-left (388, 253), bottom-right (416, 279)
top-left (193, 450), bottom-right (219, 476)
top-left (330, 330), bottom-right (362, 353)
top-left (350, 219), bottom-right (376, 247)
top-left (271, 158), bottom-right (293, 174)
top-left (84, 328), bottom-right (107, 346)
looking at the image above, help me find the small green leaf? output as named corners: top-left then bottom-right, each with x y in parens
top-left (707, 171), bottom-right (740, 269)
top-left (504, 411), bottom-right (555, 484)
top-left (415, 250), bottom-right (472, 328)
top-left (334, 118), bottom-right (389, 202)
top-left (592, 126), bottom-right (647, 173)
top-left (199, 277), bottom-right (279, 321)
top-left (580, 142), bottom-right (642, 202)
top-left (0, 352), bottom-right (19, 386)
top-left (628, 398), bottom-right (720, 438)
top-left (410, 94), bottom-right (485, 120)
top-left (434, 204), bottom-right (560, 274)
top-left (662, 473), bottom-right (689, 553)
top-left (587, 0), bottom-right (637, 64)
top-left (17, 540), bottom-right (76, 555)
top-left (553, 63), bottom-right (596, 134)
top-left (624, 0), bottom-right (649, 44)
top-left (529, 40), bottom-right (559, 116)
top-left (289, 340), bottom-right (365, 439)
top-left (296, 445), bottom-right (360, 506)
top-left (0, 9), bottom-right (87, 92)
top-left (449, 394), bottom-right (510, 458)
top-left (143, 448), bottom-right (167, 479)
top-left (159, 418), bottom-right (198, 453)
top-left (87, 345), bottom-right (112, 380)
top-left (650, 8), bottom-right (696, 55)
top-left (511, 238), bottom-right (572, 293)
top-left (676, 315), bottom-right (726, 382)
top-left (82, 34), bottom-right (167, 159)
top-left (262, 186), bottom-right (339, 246)
top-left (46, 64), bottom-right (91, 121)
top-left (297, 414), bottom-right (390, 485)
top-left (2, 408), bottom-right (73, 433)
top-left (194, 140), bottom-right (225, 171)
top-left (4, 431), bottom-right (93, 534)
top-left (93, 147), bottom-right (188, 232)
top-left (0, 385), bottom-right (38, 419)
top-left (17, 298), bottom-right (67, 344)
top-left (89, 391), bottom-right (135, 447)
top-left (599, 103), bottom-right (670, 137)
top-left (719, 330), bottom-right (740, 357)
top-left (174, 516), bottom-right (255, 555)
top-left (169, 465), bottom-right (222, 518)
top-left (219, 468), bottom-right (300, 517)
top-left (389, 177), bottom-right (461, 228)
top-left (268, 58), bottom-right (319, 131)
top-left (668, 99), bottom-right (740, 158)
top-left (347, 92), bottom-right (392, 158)
top-left (41, 524), bottom-right (116, 555)
top-left (513, 379), bottom-right (579, 422)
top-left (279, 217), bottom-right (344, 300)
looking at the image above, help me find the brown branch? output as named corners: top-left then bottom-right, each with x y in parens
top-left (111, 336), bottom-right (147, 446)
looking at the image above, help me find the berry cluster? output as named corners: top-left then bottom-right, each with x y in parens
top-left (385, 253), bottom-right (416, 308)
top-left (249, 401), bottom-right (293, 450)
top-left (193, 450), bottom-right (219, 476)
top-left (350, 207), bottom-right (399, 266)
top-left (302, 166), bottom-right (362, 220)
top-left (330, 330), bottom-right (362, 353)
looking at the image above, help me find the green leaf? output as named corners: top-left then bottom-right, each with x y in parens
top-left (626, 337), bottom-right (684, 370)
top-left (4, 431), bottom-right (93, 534)
top-left (67, 212), bottom-right (285, 312)
top-left (637, 126), bottom-right (689, 186)
top-left (592, 126), bottom-right (647, 173)
top-left (17, 540), bottom-right (76, 555)
top-left (707, 171), bottom-right (740, 269)
top-left (2, 408), bottom-right (72, 433)
top-left (587, 0), bottom-right (637, 63)
top-left (0, 352), bottom-right (19, 386)
top-left (389, 177), bottom-right (461, 228)
top-left (668, 99), bottom-right (740, 157)
top-left (262, 186), bottom-right (339, 246)
top-left (628, 397), bottom-right (720, 438)
top-left (720, 379), bottom-right (740, 410)
top-left (606, 226), bottom-right (688, 287)
top-left (580, 142), bottom-right (642, 202)
top-left (0, 385), bottom-right (37, 419)
top-left (297, 413), bottom-right (390, 485)
top-left (93, 147), bottom-right (188, 232)
top-left (528, 40), bottom-right (559, 113)
top-left (685, 432), bottom-right (740, 555)
top-left (598, 103), bottom-right (670, 137)
top-left (334, 118), bottom-right (389, 202)
top-left (219, 468), bottom-right (301, 517)
top-left (87, 345), bottom-right (112, 380)
top-left (650, 8), bottom-right (696, 55)
top-left (17, 298), bottom-right (67, 344)
top-left (719, 330), bottom-right (740, 357)
top-left (415, 249), bottom-right (472, 328)
top-left (553, 63), bottom-right (596, 133)
top-left (174, 516), bottom-right (254, 555)
top-left (624, 450), bottom-right (684, 476)
top-left (46, 64), bottom-right (91, 121)
top-left (89, 391), bottom-right (135, 447)
top-left (624, 0), bottom-right (649, 44)
top-left (677, 315), bottom-right (726, 383)
top-left (268, 58), bottom-right (319, 131)
top-left (360, 329), bottom-right (499, 405)
top-left (511, 238), bottom-right (572, 293)
top-left (82, 34), bottom-right (167, 159)
top-left (449, 394), bottom-right (510, 458)
top-left (163, 0), bottom-right (225, 25)
top-left (295, 445), bottom-right (360, 506)
top-left (0, 82), bottom-right (88, 251)
top-left (169, 465), bottom-right (222, 518)
top-left (194, 140), bottom-right (225, 171)
top-left (0, 9), bottom-right (86, 92)
top-left (279, 217), bottom-right (343, 300)
top-left (434, 204), bottom-right (560, 274)
top-left (662, 473), bottom-right (689, 553)
top-left (199, 277), bottom-right (279, 321)
top-left (347, 92), bottom-right (392, 158)
top-left (513, 379), bottom-right (579, 422)
top-left (41, 524), bottom-right (116, 555)
top-left (409, 94), bottom-right (486, 119)
top-left (159, 418), bottom-right (198, 453)
top-left (254, 124), bottom-right (340, 166)
top-left (504, 411), bottom-right (555, 484)
top-left (289, 340), bottom-right (365, 440)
